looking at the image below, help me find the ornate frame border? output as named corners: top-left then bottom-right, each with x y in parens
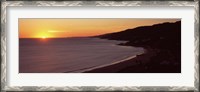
top-left (1, 1), bottom-right (199, 92)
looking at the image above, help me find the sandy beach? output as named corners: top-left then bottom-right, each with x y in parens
top-left (85, 47), bottom-right (181, 73)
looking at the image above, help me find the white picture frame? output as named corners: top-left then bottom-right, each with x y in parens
top-left (1, 1), bottom-right (199, 91)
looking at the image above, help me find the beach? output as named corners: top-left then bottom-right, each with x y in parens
top-left (85, 47), bottom-right (181, 73)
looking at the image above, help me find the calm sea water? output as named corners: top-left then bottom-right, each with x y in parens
top-left (19, 37), bottom-right (144, 73)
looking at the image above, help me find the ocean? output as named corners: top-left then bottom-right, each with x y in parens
top-left (19, 37), bottom-right (144, 73)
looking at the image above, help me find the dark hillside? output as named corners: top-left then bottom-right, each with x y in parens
top-left (87, 21), bottom-right (181, 73)
top-left (99, 21), bottom-right (181, 50)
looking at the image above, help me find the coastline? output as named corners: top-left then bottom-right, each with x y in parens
top-left (85, 46), bottom-right (181, 73)
top-left (80, 52), bottom-right (142, 73)
top-left (85, 21), bottom-right (181, 73)
top-left (69, 44), bottom-right (144, 73)
top-left (84, 46), bottom-right (149, 73)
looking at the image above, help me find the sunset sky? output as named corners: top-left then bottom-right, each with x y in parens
top-left (19, 19), bottom-right (180, 38)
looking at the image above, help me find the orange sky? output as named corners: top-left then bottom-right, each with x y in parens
top-left (19, 19), bottom-right (180, 38)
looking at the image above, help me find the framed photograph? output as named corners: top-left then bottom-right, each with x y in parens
top-left (1, 1), bottom-right (199, 91)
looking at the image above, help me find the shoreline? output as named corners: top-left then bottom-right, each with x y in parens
top-left (61, 38), bottom-right (145, 73)
top-left (81, 21), bottom-right (181, 73)
top-left (85, 46), bottom-right (181, 73)
top-left (81, 52), bottom-right (142, 73)
top-left (67, 44), bottom-right (145, 73)
top-left (84, 46), bottom-right (150, 73)
top-left (64, 54), bottom-right (139, 73)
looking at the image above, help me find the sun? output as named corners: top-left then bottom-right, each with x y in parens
top-left (42, 36), bottom-right (46, 39)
